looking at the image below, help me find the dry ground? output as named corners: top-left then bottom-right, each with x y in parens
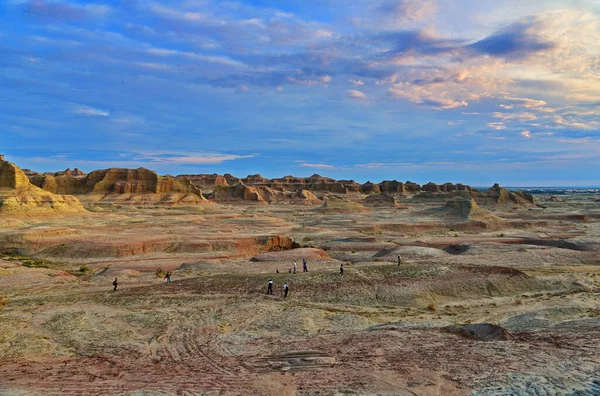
top-left (0, 196), bottom-right (599, 395)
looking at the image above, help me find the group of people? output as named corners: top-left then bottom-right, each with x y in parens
top-left (113, 255), bottom-right (403, 292)
top-left (267, 279), bottom-right (289, 297)
top-left (289, 258), bottom-right (309, 274)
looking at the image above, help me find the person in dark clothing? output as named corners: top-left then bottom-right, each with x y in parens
top-left (267, 279), bottom-right (273, 295)
top-left (283, 282), bottom-right (289, 298)
top-left (397, 255), bottom-right (402, 266)
top-left (340, 264), bottom-right (344, 275)
top-left (303, 258), bottom-right (308, 272)
top-left (113, 278), bottom-right (118, 291)
top-left (164, 271), bottom-right (171, 284)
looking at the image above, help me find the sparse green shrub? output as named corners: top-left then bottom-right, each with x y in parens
top-left (498, 233), bottom-right (505, 237)
top-left (155, 267), bottom-right (166, 278)
top-left (79, 265), bottom-right (89, 273)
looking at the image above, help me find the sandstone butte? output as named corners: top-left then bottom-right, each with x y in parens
top-left (5, 155), bottom-right (536, 208)
top-left (0, 155), bottom-right (85, 215)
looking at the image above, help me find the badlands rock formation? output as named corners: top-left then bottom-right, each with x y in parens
top-left (320, 195), bottom-right (369, 212)
top-left (445, 197), bottom-right (501, 222)
top-left (16, 157), bottom-right (537, 209)
top-left (0, 156), bottom-right (85, 215)
top-left (27, 166), bottom-right (208, 206)
top-left (363, 193), bottom-right (400, 207)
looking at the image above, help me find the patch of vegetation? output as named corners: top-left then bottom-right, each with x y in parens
top-left (2, 253), bottom-right (62, 269)
top-left (427, 303), bottom-right (437, 311)
top-left (155, 267), bottom-right (166, 278)
top-left (0, 296), bottom-right (8, 310)
top-left (79, 265), bottom-right (89, 273)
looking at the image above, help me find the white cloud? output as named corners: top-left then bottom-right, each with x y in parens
top-left (74, 106), bottom-right (109, 117)
top-left (349, 79), bottom-right (365, 87)
top-left (147, 47), bottom-right (244, 67)
top-left (492, 112), bottom-right (538, 122)
top-left (487, 122), bottom-right (507, 130)
top-left (521, 130), bottom-right (532, 138)
top-left (347, 90), bottom-right (367, 100)
top-left (300, 163), bottom-right (336, 169)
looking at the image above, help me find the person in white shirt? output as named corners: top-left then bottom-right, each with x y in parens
top-left (293, 261), bottom-right (297, 274)
top-left (267, 279), bottom-right (273, 295)
top-left (283, 282), bottom-right (289, 298)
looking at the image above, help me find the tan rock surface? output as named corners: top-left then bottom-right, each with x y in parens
top-left (0, 158), bottom-right (86, 215)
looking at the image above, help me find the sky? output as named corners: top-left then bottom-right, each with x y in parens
top-left (1, 0), bottom-right (599, 187)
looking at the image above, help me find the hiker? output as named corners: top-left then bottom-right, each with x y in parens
top-left (293, 261), bottom-right (297, 274)
top-left (340, 264), bottom-right (344, 276)
top-left (164, 271), bottom-right (171, 285)
top-left (276, 269), bottom-right (279, 274)
top-left (267, 279), bottom-right (273, 295)
top-left (283, 282), bottom-right (289, 298)
top-left (113, 278), bottom-right (118, 291)
top-left (303, 258), bottom-right (308, 272)
top-left (397, 255), bottom-right (402, 266)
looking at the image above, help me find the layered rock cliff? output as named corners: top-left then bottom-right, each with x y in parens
top-left (0, 157), bottom-right (86, 215)
top-left (26, 166), bottom-right (208, 205)
top-left (14, 156), bottom-right (537, 208)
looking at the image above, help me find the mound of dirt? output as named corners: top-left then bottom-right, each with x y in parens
top-left (363, 193), bottom-right (400, 207)
top-left (445, 198), bottom-right (500, 222)
top-left (176, 260), bottom-right (221, 272)
top-left (442, 323), bottom-right (511, 341)
top-left (443, 244), bottom-right (471, 254)
top-left (250, 248), bottom-right (331, 262)
top-left (320, 195), bottom-right (369, 213)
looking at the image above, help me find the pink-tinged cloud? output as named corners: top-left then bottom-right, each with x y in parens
top-left (347, 90), bottom-right (367, 100)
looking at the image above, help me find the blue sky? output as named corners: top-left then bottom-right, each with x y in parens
top-left (1, 0), bottom-right (599, 186)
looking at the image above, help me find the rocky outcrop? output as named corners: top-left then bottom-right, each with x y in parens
top-left (483, 184), bottom-right (535, 207)
top-left (210, 184), bottom-right (271, 204)
top-left (379, 180), bottom-right (407, 194)
top-left (0, 157), bottom-right (86, 215)
top-left (320, 195), bottom-right (369, 213)
top-left (25, 166), bottom-right (208, 205)
top-left (364, 193), bottom-right (400, 207)
top-left (21, 158), bottom-right (494, 206)
top-left (423, 182), bottom-right (442, 193)
top-left (0, 158), bottom-right (30, 189)
top-left (242, 174), bottom-right (270, 185)
top-left (445, 198), bottom-right (500, 222)
top-left (361, 182), bottom-right (381, 194)
top-left (179, 174), bottom-right (229, 186)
